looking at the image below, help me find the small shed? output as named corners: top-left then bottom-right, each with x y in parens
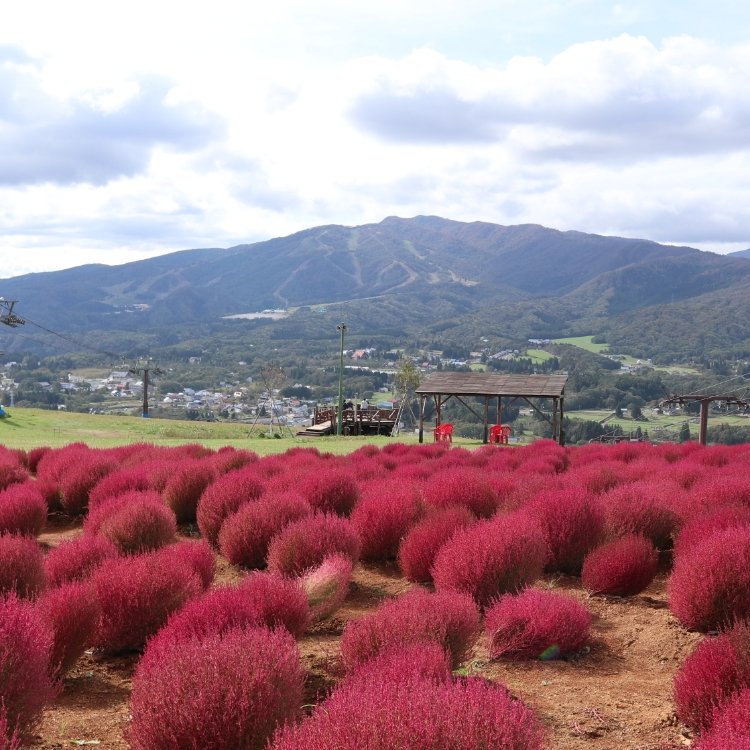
top-left (416, 372), bottom-right (568, 445)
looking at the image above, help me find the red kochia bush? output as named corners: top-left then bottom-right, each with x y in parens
top-left (0, 534), bottom-right (45, 598)
top-left (0, 705), bottom-right (21, 750)
top-left (269, 672), bottom-right (545, 750)
top-left (58, 454), bottom-right (117, 515)
top-left (695, 688), bottom-right (750, 749)
top-left (423, 467), bottom-right (500, 518)
top-left (672, 503), bottom-right (750, 559)
top-left (88, 468), bottom-right (152, 509)
top-left (0, 594), bottom-right (57, 742)
top-left (197, 466), bottom-right (265, 545)
top-left (340, 587), bottom-right (480, 670)
top-left (85, 490), bottom-right (177, 554)
top-left (91, 550), bottom-right (202, 653)
top-left (163, 459), bottom-right (217, 523)
top-left (44, 535), bottom-right (119, 588)
top-left (0, 458), bottom-right (28, 493)
top-left (674, 620), bottom-right (750, 731)
top-left (267, 513), bottom-right (360, 577)
top-left (432, 512), bottom-right (547, 608)
top-left (0, 483), bottom-right (46, 536)
top-left (527, 488), bottom-right (604, 574)
top-left (301, 554), bottom-right (353, 622)
top-left (219, 491), bottom-right (311, 568)
top-left (668, 526), bottom-right (750, 631)
top-left (397, 505), bottom-right (474, 583)
top-left (297, 467), bottom-right (359, 516)
top-left (351, 480), bottom-right (422, 560)
top-left (582, 534), bottom-right (658, 597)
top-left (130, 626), bottom-right (304, 750)
top-left (485, 588), bottom-right (592, 660)
top-left (157, 539), bottom-right (216, 590)
top-left (36, 581), bottom-right (100, 678)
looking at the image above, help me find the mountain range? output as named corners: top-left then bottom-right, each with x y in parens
top-left (3, 216), bottom-right (750, 362)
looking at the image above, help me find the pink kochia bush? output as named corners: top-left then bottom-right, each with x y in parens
top-left (130, 626), bottom-right (305, 750)
top-left (91, 550), bottom-right (202, 653)
top-left (674, 620), bottom-right (750, 732)
top-left (695, 688), bottom-right (750, 749)
top-left (164, 459), bottom-right (217, 524)
top-left (528, 488), bottom-right (604, 574)
top-left (397, 505), bottom-right (474, 583)
top-left (0, 483), bottom-right (46, 537)
top-left (423, 467), bottom-right (500, 518)
top-left (0, 534), bottom-right (45, 598)
top-left (157, 539), bottom-right (216, 590)
top-left (673, 503), bottom-right (750, 559)
top-left (301, 554), bottom-right (353, 621)
top-left (340, 587), bottom-right (480, 670)
top-left (581, 534), bottom-right (658, 597)
top-left (0, 594), bottom-right (57, 743)
top-left (485, 588), bottom-right (592, 661)
top-left (218, 491), bottom-right (311, 569)
top-left (196, 466), bottom-right (266, 545)
top-left (84, 490), bottom-right (177, 554)
top-left (267, 513), bottom-right (360, 577)
top-left (351, 480), bottom-right (422, 560)
top-left (44, 535), bottom-right (119, 588)
top-left (668, 526), bottom-right (750, 631)
top-left (36, 581), bottom-right (100, 678)
top-left (432, 512), bottom-right (547, 608)
top-left (269, 671), bottom-right (545, 750)
top-left (298, 467), bottom-right (359, 516)
top-left (87, 467), bottom-right (152, 509)
top-left (57, 453), bottom-right (117, 515)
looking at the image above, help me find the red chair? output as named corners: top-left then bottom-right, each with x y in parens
top-left (489, 424), bottom-right (511, 444)
top-left (433, 423), bottom-right (454, 443)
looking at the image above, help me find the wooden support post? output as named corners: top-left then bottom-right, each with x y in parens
top-left (435, 394), bottom-right (442, 427)
top-left (483, 397), bottom-right (489, 444)
top-left (418, 395), bottom-right (425, 443)
top-left (699, 398), bottom-right (710, 446)
top-left (496, 396), bottom-right (502, 425)
top-left (559, 397), bottom-right (565, 446)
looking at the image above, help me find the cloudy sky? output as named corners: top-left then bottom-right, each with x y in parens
top-left (2, 0), bottom-right (750, 278)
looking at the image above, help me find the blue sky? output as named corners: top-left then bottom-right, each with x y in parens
top-left (2, 0), bottom-right (750, 277)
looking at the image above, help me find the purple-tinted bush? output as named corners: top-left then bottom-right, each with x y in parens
top-left (432, 512), bottom-right (547, 608)
top-left (44, 535), bottom-right (119, 588)
top-left (301, 554), bottom-right (353, 621)
top-left (270, 671), bottom-right (545, 750)
top-left (668, 526), bottom-right (750, 631)
top-left (36, 581), bottom-right (99, 678)
top-left (267, 513), bottom-right (360, 577)
top-left (397, 505), bottom-right (474, 583)
top-left (351, 480), bottom-right (422, 560)
top-left (340, 587), bottom-right (480, 670)
top-left (130, 626), bottom-right (304, 750)
top-left (197, 466), bottom-right (265, 545)
top-left (0, 483), bottom-right (46, 537)
top-left (0, 534), bottom-right (45, 598)
top-left (485, 588), bottom-right (591, 660)
top-left (218, 491), bottom-right (311, 568)
top-left (0, 594), bottom-right (57, 742)
top-left (674, 620), bottom-right (750, 731)
top-left (582, 534), bottom-right (658, 597)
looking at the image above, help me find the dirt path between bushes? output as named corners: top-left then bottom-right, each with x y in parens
top-left (33, 521), bottom-right (702, 750)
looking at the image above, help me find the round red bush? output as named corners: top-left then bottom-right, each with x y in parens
top-left (0, 534), bottom-right (45, 599)
top-left (0, 483), bottom-right (46, 537)
top-left (163, 459), bottom-right (217, 523)
top-left (130, 626), bottom-right (304, 750)
top-left (91, 550), bottom-right (202, 653)
top-left (485, 588), bottom-right (592, 660)
top-left (582, 534), bottom-right (658, 597)
top-left (267, 513), bottom-right (360, 577)
top-left (672, 503), bottom-right (750, 559)
top-left (218, 491), bottom-right (311, 568)
top-left (432, 512), bottom-right (547, 608)
top-left (695, 688), bottom-right (750, 749)
top-left (269, 671), bottom-right (545, 750)
top-left (0, 594), bottom-right (57, 742)
top-left (340, 587), bottom-right (480, 670)
top-left (397, 505), bottom-right (474, 583)
top-left (157, 539), bottom-right (216, 589)
top-left (423, 467), bottom-right (500, 518)
top-left (674, 620), bottom-right (750, 731)
top-left (88, 468), bottom-right (152, 509)
top-left (301, 554), bottom-right (353, 622)
top-left (36, 581), bottom-right (100, 678)
top-left (0, 458), bottom-right (28, 493)
top-left (297, 467), bottom-right (359, 515)
top-left (351, 480), bottom-right (422, 560)
top-left (58, 454), bottom-right (118, 515)
top-left (197, 466), bottom-right (265, 545)
top-left (44, 535), bottom-right (119, 588)
top-left (668, 526), bottom-right (750, 631)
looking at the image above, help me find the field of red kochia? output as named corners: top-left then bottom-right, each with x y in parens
top-left (2, 438), bottom-right (750, 749)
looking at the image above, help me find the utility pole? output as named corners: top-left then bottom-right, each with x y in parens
top-left (129, 359), bottom-right (162, 418)
top-left (336, 323), bottom-right (347, 436)
top-left (660, 394), bottom-right (749, 445)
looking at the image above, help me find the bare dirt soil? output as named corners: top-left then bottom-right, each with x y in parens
top-left (33, 517), bottom-right (701, 750)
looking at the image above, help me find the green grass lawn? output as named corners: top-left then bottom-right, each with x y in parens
top-left (566, 408), bottom-right (750, 433)
top-left (525, 349), bottom-right (554, 364)
top-left (552, 335), bottom-right (609, 353)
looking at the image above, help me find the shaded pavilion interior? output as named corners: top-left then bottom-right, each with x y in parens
top-left (416, 372), bottom-right (569, 445)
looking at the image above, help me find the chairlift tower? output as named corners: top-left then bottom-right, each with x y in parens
top-left (659, 394), bottom-right (750, 445)
top-left (129, 359), bottom-right (162, 418)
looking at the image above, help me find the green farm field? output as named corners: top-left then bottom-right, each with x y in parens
top-left (567, 408), bottom-right (750, 432)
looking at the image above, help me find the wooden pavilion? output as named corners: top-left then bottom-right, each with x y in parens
top-left (416, 372), bottom-right (569, 445)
